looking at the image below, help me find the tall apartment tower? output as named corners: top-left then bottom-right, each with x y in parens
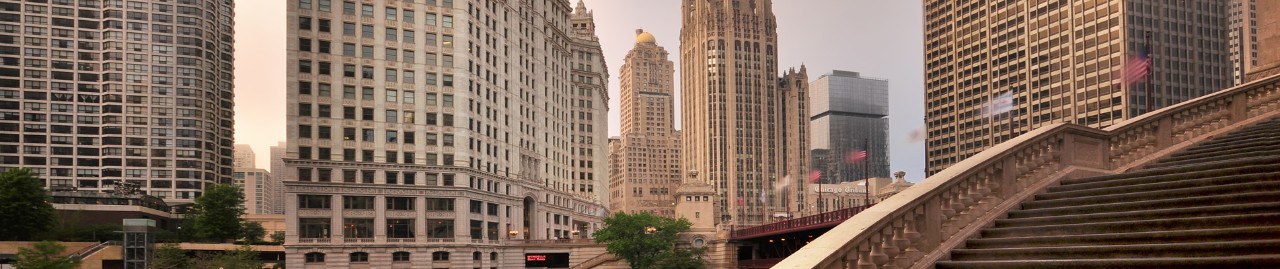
top-left (233, 145), bottom-right (273, 214)
top-left (680, 0), bottom-right (810, 226)
top-left (1231, 0), bottom-right (1258, 85)
top-left (269, 141), bottom-right (285, 214)
top-left (607, 29), bottom-right (681, 217)
top-left (0, 0), bottom-right (236, 203)
top-left (923, 0), bottom-right (1233, 176)
top-left (809, 71), bottom-right (889, 185)
top-left (283, 0), bottom-right (610, 266)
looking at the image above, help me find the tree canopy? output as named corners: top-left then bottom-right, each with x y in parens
top-left (14, 241), bottom-right (80, 269)
top-left (190, 184), bottom-right (246, 242)
top-left (593, 212), bottom-right (704, 269)
top-left (0, 168), bottom-right (57, 241)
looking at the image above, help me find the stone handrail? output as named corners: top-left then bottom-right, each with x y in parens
top-left (571, 252), bottom-right (619, 269)
top-left (773, 73), bottom-right (1280, 269)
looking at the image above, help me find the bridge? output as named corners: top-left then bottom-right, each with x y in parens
top-left (730, 205), bottom-right (873, 268)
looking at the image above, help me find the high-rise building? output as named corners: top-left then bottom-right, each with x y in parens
top-left (234, 144), bottom-right (256, 169)
top-left (1230, 0), bottom-right (1258, 86)
top-left (269, 141), bottom-right (285, 214)
top-left (808, 71), bottom-right (889, 187)
top-left (607, 29), bottom-right (681, 218)
top-left (923, 0), bottom-right (1233, 176)
top-left (282, 0), bottom-right (610, 266)
top-left (233, 168), bottom-right (273, 214)
top-left (234, 144), bottom-right (273, 214)
top-left (0, 0), bottom-right (237, 203)
top-left (680, 0), bottom-right (810, 225)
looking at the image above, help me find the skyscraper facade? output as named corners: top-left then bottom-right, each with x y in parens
top-left (923, 0), bottom-right (1233, 176)
top-left (269, 141), bottom-right (285, 214)
top-left (1230, 0), bottom-right (1258, 85)
top-left (234, 144), bottom-right (274, 214)
top-left (680, 0), bottom-right (810, 226)
top-left (0, 0), bottom-right (237, 203)
top-left (809, 71), bottom-right (889, 185)
top-left (282, 0), bottom-right (610, 266)
top-left (234, 144), bottom-right (256, 169)
top-left (607, 29), bottom-right (681, 218)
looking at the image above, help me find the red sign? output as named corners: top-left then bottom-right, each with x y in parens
top-left (526, 255), bottom-right (546, 261)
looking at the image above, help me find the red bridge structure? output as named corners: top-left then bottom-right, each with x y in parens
top-left (730, 205), bottom-right (873, 269)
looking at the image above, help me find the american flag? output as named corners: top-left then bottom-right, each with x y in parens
top-left (1124, 47), bottom-right (1151, 84)
top-left (984, 91), bottom-right (1015, 117)
top-left (807, 169), bottom-right (823, 184)
top-left (845, 149), bottom-right (868, 164)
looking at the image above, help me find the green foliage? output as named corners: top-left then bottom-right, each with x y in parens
top-left (269, 231), bottom-right (286, 244)
top-left (241, 221), bottom-right (266, 244)
top-left (190, 184), bottom-right (246, 242)
top-left (191, 245), bottom-right (261, 269)
top-left (593, 212), bottom-right (702, 269)
top-left (150, 243), bottom-right (189, 269)
top-left (653, 247), bottom-right (708, 269)
top-left (14, 241), bottom-right (80, 269)
top-left (0, 168), bottom-right (57, 241)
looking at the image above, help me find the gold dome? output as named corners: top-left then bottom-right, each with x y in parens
top-left (636, 30), bottom-right (656, 44)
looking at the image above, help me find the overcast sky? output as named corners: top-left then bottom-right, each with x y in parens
top-left (233, 0), bottom-right (927, 179)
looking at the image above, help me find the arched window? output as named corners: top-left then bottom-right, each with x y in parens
top-left (349, 252), bottom-right (369, 263)
top-left (490, 252), bottom-right (498, 260)
top-left (305, 252), bottom-right (325, 263)
top-left (392, 251), bottom-right (411, 262)
top-left (473, 251), bottom-right (482, 260)
top-left (432, 251), bottom-right (450, 261)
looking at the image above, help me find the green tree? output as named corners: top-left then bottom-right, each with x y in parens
top-left (653, 247), bottom-right (708, 269)
top-left (13, 241), bottom-right (80, 269)
top-left (593, 212), bottom-right (702, 269)
top-left (190, 184), bottom-right (246, 242)
top-left (269, 231), bottom-right (286, 245)
top-left (0, 168), bottom-right (57, 241)
top-left (241, 221), bottom-right (266, 244)
top-left (150, 243), bottom-right (189, 269)
top-left (191, 245), bottom-right (260, 269)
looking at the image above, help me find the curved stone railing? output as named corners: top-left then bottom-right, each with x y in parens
top-left (774, 73), bottom-right (1280, 269)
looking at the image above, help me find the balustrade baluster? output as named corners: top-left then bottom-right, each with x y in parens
top-left (879, 227), bottom-right (901, 269)
top-left (857, 243), bottom-right (877, 269)
top-left (868, 233), bottom-right (889, 268)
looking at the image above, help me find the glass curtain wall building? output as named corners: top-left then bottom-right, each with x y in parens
top-left (809, 70), bottom-right (889, 184)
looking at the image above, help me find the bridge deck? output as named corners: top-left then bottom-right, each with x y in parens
top-left (731, 205), bottom-right (872, 240)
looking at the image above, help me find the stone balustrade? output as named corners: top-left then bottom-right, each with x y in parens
top-left (774, 73), bottom-right (1280, 269)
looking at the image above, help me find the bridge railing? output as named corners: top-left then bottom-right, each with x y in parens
top-left (774, 74), bottom-right (1280, 269)
top-left (732, 205), bottom-right (872, 240)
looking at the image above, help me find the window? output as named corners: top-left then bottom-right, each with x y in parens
top-left (432, 251), bottom-right (449, 261)
top-left (425, 198), bottom-right (453, 211)
top-left (442, 15), bottom-right (453, 27)
top-left (305, 252), bottom-right (325, 263)
top-left (299, 0), bottom-right (313, 10)
top-left (344, 218), bottom-right (373, 238)
top-left (299, 219), bottom-right (330, 238)
top-left (393, 251), bottom-right (410, 262)
top-left (350, 252), bottom-right (368, 263)
top-left (386, 130), bottom-right (398, 143)
top-left (387, 197), bottom-right (414, 210)
top-left (388, 219), bottom-right (414, 238)
top-left (469, 200), bottom-right (483, 214)
top-left (427, 219), bottom-right (454, 238)
top-left (361, 4), bottom-right (374, 17)
top-left (470, 220), bottom-right (483, 240)
top-left (386, 89), bottom-right (398, 102)
top-left (385, 8), bottom-right (397, 20)
top-left (299, 195), bottom-right (331, 209)
top-left (342, 196), bottom-right (373, 209)
top-left (343, 1), bottom-right (355, 14)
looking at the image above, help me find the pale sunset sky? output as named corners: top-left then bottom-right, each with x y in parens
top-left (233, 0), bottom-right (927, 179)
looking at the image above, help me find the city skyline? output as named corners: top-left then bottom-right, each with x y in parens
top-left (232, 0), bottom-right (930, 179)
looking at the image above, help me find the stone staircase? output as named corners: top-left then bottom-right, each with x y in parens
top-left (935, 118), bottom-right (1280, 269)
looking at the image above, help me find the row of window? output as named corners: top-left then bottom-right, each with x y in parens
top-left (297, 0), bottom-right (455, 16)
top-left (296, 104), bottom-right (455, 125)
top-left (302, 250), bottom-right (495, 264)
top-left (297, 60), bottom-right (455, 86)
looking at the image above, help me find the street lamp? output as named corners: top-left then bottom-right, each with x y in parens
top-left (508, 230), bottom-right (520, 239)
top-left (644, 226), bottom-right (657, 235)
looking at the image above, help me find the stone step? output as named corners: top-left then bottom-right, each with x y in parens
top-left (1148, 149), bottom-right (1280, 169)
top-left (1057, 155), bottom-right (1280, 186)
top-left (1165, 142), bottom-right (1280, 162)
top-left (935, 254), bottom-right (1280, 269)
top-left (1047, 163), bottom-right (1280, 193)
top-left (1009, 191), bottom-right (1280, 219)
top-left (964, 226), bottom-right (1280, 249)
top-left (979, 213), bottom-right (1280, 239)
top-left (1021, 179), bottom-right (1280, 211)
top-left (994, 202), bottom-right (1280, 228)
top-left (1035, 170), bottom-right (1280, 202)
top-left (951, 239), bottom-right (1280, 261)
top-left (1193, 126), bottom-right (1280, 147)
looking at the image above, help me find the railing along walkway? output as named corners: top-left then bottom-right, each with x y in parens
top-left (774, 74), bottom-right (1280, 269)
top-left (732, 205), bottom-right (873, 240)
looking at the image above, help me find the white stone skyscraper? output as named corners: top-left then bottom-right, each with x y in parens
top-left (680, 0), bottom-right (810, 226)
top-left (607, 29), bottom-right (681, 218)
top-left (0, 0), bottom-right (237, 203)
top-left (282, 0), bottom-right (611, 266)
